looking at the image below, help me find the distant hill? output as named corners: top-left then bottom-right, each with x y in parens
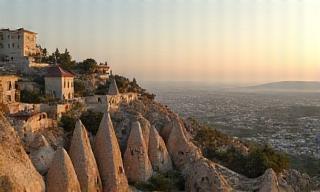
top-left (240, 81), bottom-right (320, 92)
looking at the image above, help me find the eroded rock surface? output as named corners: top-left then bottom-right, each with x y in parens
top-left (30, 135), bottom-right (55, 175)
top-left (148, 126), bottom-right (172, 173)
top-left (46, 147), bottom-right (81, 192)
top-left (124, 121), bottom-right (153, 183)
top-left (183, 158), bottom-right (232, 192)
top-left (69, 120), bottom-right (102, 192)
top-left (0, 112), bottom-right (45, 192)
top-left (94, 112), bottom-right (129, 192)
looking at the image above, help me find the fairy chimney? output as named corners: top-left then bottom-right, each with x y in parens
top-left (123, 121), bottom-right (153, 182)
top-left (30, 135), bottom-right (55, 175)
top-left (148, 126), bottom-right (172, 173)
top-left (93, 112), bottom-right (129, 192)
top-left (69, 120), bottom-right (102, 192)
top-left (46, 147), bottom-right (81, 192)
top-left (108, 75), bottom-right (119, 95)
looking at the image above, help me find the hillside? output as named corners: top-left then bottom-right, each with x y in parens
top-left (241, 81), bottom-right (320, 92)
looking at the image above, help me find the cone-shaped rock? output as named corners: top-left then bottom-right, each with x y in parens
top-left (108, 76), bottom-right (119, 95)
top-left (47, 147), bottom-right (81, 192)
top-left (69, 120), bottom-right (102, 192)
top-left (124, 121), bottom-right (153, 182)
top-left (94, 112), bottom-right (129, 192)
top-left (184, 158), bottom-right (232, 192)
top-left (148, 126), bottom-right (172, 173)
top-left (0, 112), bottom-right (45, 192)
top-left (30, 135), bottom-right (55, 175)
top-left (259, 169), bottom-right (279, 192)
top-left (167, 115), bottom-right (201, 169)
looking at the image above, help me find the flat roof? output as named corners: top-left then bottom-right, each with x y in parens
top-left (0, 28), bottom-right (37, 34)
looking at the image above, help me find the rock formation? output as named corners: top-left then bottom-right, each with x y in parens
top-left (0, 112), bottom-right (45, 192)
top-left (108, 76), bottom-right (119, 95)
top-left (167, 115), bottom-right (201, 169)
top-left (137, 115), bottom-right (151, 152)
top-left (148, 126), bottom-right (172, 173)
top-left (46, 147), bottom-right (81, 192)
top-left (69, 120), bottom-right (102, 192)
top-left (93, 112), bottom-right (129, 192)
top-left (30, 135), bottom-right (55, 175)
top-left (183, 158), bottom-right (232, 192)
top-left (124, 121), bottom-right (153, 183)
top-left (258, 169), bottom-right (280, 192)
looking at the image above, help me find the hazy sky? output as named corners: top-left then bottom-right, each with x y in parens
top-left (1, 0), bottom-right (320, 83)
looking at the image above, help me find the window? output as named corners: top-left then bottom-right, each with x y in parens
top-left (6, 95), bottom-right (11, 102)
top-left (0, 33), bottom-right (3, 40)
top-left (12, 43), bottom-right (14, 48)
top-left (8, 44), bottom-right (10, 48)
top-left (7, 81), bottom-right (12, 90)
top-left (68, 82), bottom-right (70, 88)
top-left (7, 35), bottom-right (10, 39)
top-left (64, 81), bottom-right (66, 88)
top-left (18, 35), bottom-right (20, 39)
top-left (0, 43), bottom-right (3, 49)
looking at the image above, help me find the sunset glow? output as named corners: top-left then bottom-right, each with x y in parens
top-left (1, 0), bottom-right (320, 83)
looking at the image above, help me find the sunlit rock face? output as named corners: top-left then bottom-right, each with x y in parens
top-left (183, 158), bottom-right (232, 192)
top-left (0, 112), bottom-right (45, 192)
top-left (124, 121), bottom-right (153, 183)
top-left (93, 112), bottom-right (129, 192)
top-left (148, 126), bottom-right (172, 173)
top-left (46, 147), bottom-right (81, 192)
top-left (108, 76), bottom-right (119, 95)
top-left (167, 115), bottom-right (201, 169)
top-left (30, 135), bottom-right (55, 175)
top-left (258, 169), bottom-right (280, 192)
top-left (69, 120), bottom-right (102, 192)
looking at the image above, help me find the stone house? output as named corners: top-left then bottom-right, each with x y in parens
top-left (45, 65), bottom-right (74, 101)
top-left (0, 75), bottom-right (19, 104)
top-left (0, 28), bottom-right (39, 62)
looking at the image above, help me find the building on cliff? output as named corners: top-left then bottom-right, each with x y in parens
top-left (45, 65), bottom-right (75, 101)
top-left (0, 75), bottom-right (19, 104)
top-left (0, 28), bottom-right (49, 74)
top-left (0, 28), bottom-right (39, 62)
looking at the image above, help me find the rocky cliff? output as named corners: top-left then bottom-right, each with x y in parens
top-left (1, 94), bottom-right (318, 191)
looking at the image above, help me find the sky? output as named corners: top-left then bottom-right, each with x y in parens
top-left (1, 0), bottom-right (320, 84)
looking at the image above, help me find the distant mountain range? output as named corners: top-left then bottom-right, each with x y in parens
top-left (239, 81), bottom-right (320, 92)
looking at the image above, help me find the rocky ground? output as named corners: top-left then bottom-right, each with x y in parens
top-left (0, 97), bottom-right (319, 191)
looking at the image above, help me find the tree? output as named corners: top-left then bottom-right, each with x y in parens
top-left (80, 110), bottom-right (103, 134)
top-left (78, 58), bottom-right (97, 73)
top-left (74, 80), bottom-right (87, 97)
top-left (20, 90), bottom-right (42, 103)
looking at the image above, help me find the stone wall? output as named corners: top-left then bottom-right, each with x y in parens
top-left (84, 93), bottom-right (138, 112)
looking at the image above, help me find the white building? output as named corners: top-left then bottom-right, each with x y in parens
top-left (45, 65), bottom-right (74, 101)
top-left (0, 28), bottom-right (39, 62)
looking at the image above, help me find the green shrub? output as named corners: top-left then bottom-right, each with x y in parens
top-left (60, 115), bottom-right (76, 132)
top-left (80, 110), bottom-right (103, 135)
top-left (134, 170), bottom-right (185, 191)
top-left (20, 90), bottom-right (42, 103)
top-left (194, 125), bottom-right (289, 178)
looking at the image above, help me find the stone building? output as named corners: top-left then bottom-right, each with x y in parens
top-left (45, 65), bottom-right (74, 100)
top-left (0, 75), bottom-right (19, 104)
top-left (0, 28), bottom-right (39, 62)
